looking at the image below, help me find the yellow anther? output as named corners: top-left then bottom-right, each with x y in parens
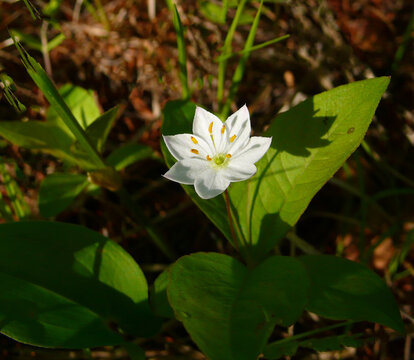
top-left (191, 136), bottom-right (198, 144)
top-left (225, 154), bottom-right (232, 158)
top-left (208, 122), bottom-right (213, 134)
top-left (221, 125), bottom-right (225, 134)
top-left (191, 149), bottom-right (199, 154)
top-left (206, 155), bottom-right (212, 161)
top-left (230, 135), bottom-right (237, 143)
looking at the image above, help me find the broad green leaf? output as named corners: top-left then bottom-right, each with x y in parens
top-left (0, 221), bottom-right (160, 348)
top-left (149, 268), bottom-right (174, 319)
top-left (106, 143), bottom-right (157, 171)
top-left (38, 173), bottom-right (88, 217)
top-left (46, 84), bottom-right (101, 135)
top-left (161, 100), bottom-right (233, 245)
top-left (85, 105), bottom-right (119, 153)
top-left (299, 255), bottom-right (404, 333)
top-left (229, 77), bottom-right (390, 260)
top-left (168, 253), bottom-right (309, 360)
top-left (0, 121), bottom-right (96, 169)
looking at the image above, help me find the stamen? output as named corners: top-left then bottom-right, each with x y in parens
top-left (191, 136), bottom-right (198, 144)
top-left (221, 125), bottom-right (225, 134)
top-left (208, 122), bottom-right (213, 134)
top-left (206, 155), bottom-right (212, 161)
top-left (225, 154), bottom-right (232, 158)
top-left (230, 135), bottom-right (237, 143)
top-left (191, 149), bottom-right (199, 154)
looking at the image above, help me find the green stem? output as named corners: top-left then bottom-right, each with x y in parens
top-left (117, 188), bottom-right (176, 261)
top-left (267, 320), bottom-right (355, 348)
top-left (224, 189), bottom-right (239, 253)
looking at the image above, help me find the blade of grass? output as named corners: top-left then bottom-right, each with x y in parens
top-left (373, 188), bottom-right (414, 201)
top-left (220, 0), bottom-right (264, 119)
top-left (266, 320), bottom-right (356, 349)
top-left (93, 0), bottom-right (110, 31)
top-left (361, 140), bottom-right (414, 189)
top-left (329, 177), bottom-right (394, 224)
top-left (217, 0), bottom-right (249, 106)
top-left (11, 35), bottom-right (107, 171)
top-left (221, 0), bottom-right (229, 24)
top-left (215, 34), bottom-right (289, 62)
top-left (355, 153), bottom-right (368, 258)
top-left (165, 1), bottom-right (189, 99)
top-left (392, 7), bottom-right (414, 73)
top-left (171, 4), bottom-right (189, 99)
top-left (22, 0), bottom-right (42, 20)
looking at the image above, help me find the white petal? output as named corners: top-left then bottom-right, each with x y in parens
top-left (232, 136), bottom-right (272, 164)
top-left (163, 134), bottom-right (211, 161)
top-left (192, 106), bottom-right (224, 153)
top-left (194, 168), bottom-right (230, 199)
top-left (224, 105), bottom-right (251, 154)
top-left (163, 158), bottom-right (209, 185)
top-left (221, 161), bottom-right (257, 182)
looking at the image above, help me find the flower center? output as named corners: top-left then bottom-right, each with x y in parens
top-left (210, 153), bottom-right (231, 169)
top-left (214, 154), bottom-right (226, 166)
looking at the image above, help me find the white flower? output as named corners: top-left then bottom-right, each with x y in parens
top-left (163, 105), bottom-right (272, 199)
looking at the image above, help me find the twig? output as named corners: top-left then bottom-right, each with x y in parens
top-left (148, 0), bottom-right (156, 20)
top-left (40, 21), bottom-right (52, 77)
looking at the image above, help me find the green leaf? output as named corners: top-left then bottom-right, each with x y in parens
top-left (199, 1), bottom-right (254, 25)
top-left (46, 84), bottom-right (101, 136)
top-left (161, 100), bottom-right (233, 245)
top-left (85, 105), bottom-right (119, 153)
top-left (199, 1), bottom-right (226, 24)
top-left (0, 221), bottom-right (160, 348)
top-left (38, 173), bottom-right (88, 217)
top-left (168, 253), bottom-right (309, 360)
top-left (228, 77), bottom-right (390, 260)
top-left (298, 255), bottom-right (404, 333)
top-left (106, 143), bottom-right (157, 171)
top-left (149, 268), bottom-right (174, 319)
top-left (0, 120), bottom-right (96, 170)
top-left (263, 340), bottom-right (299, 360)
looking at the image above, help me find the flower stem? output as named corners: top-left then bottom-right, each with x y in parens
top-left (224, 189), bottom-right (239, 253)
